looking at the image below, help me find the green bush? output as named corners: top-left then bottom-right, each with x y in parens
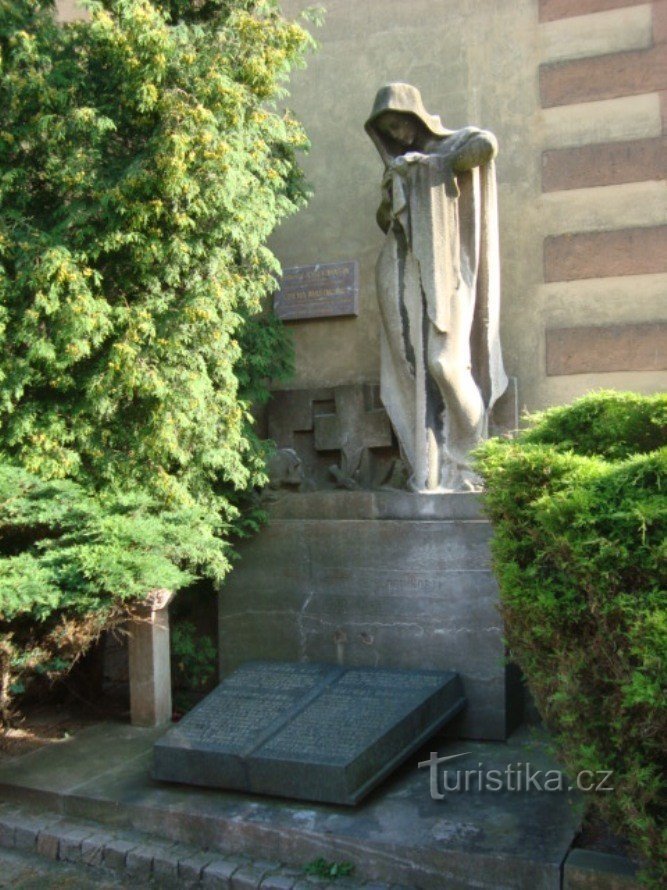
top-left (0, 0), bottom-right (316, 718)
top-left (475, 391), bottom-right (666, 885)
top-left (0, 462), bottom-right (227, 723)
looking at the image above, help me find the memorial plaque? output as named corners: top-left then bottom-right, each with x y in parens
top-left (153, 661), bottom-right (465, 805)
top-left (273, 261), bottom-right (359, 321)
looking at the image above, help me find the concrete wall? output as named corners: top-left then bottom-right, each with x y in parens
top-left (272, 0), bottom-right (667, 411)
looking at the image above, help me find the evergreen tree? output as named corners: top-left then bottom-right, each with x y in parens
top-left (0, 0), bottom-right (315, 716)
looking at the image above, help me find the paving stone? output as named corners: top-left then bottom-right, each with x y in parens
top-left (203, 858), bottom-right (243, 887)
top-left (35, 827), bottom-right (61, 859)
top-left (103, 837), bottom-right (139, 870)
top-left (13, 815), bottom-right (49, 851)
top-left (0, 815), bottom-right (15, 848)
top-left (232, 865), bottom-right (273, 890)
top-left (80, 833), bottom-right (109, 867)
top-left (152, 843), bottom-right (184, 881)
top-left (179, 851), bottom-right (215, 882)
top-left (126, 844), bottom-right (156, 877)
top-left (260, 874), bottom-right (297, 890)
top-left (60, 826), bottom-right (96, 862)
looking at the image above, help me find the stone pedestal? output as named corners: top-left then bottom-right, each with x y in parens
top-left (218, 492), bottom-right (522, 740)
top-left (128, 589), bottom-right (174, 727)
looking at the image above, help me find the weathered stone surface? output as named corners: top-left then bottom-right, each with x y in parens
top-left (80, 834), bottom-right (107, 867)
top-left (203, 858), bottom-right (243, 887)
top-left (103, 837), bottom-right (139, 871)
top-left (59, 826), bottom-right (95, 862)
top-left (154, 661), bottom-right (465, 805)
top-left (219, 497), bottom-right (522, 741)
top-left (232, 864), bottom-right (273, 889)
top-left (563, 849), bottom-right (641, 889)
top-left (179, 851), bottom-right (215, 882)
top-left (260, 874), bottom-right (297, 890)
top-left (125, 845), bottom-right (155, 877)
top-left (35, 828), bottom-right (60, 859)
top-left (13, 817), bottom-right (48, 852)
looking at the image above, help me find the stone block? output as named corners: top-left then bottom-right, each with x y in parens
top-left (152, 844), bottom-right (185, 881)
top-left (126, 845), bottom-right (156, 877)
top-left (232, 865), bottom-right (273, 889)
top-left (59, 826), bottom-right (95, 862)
top-left (80, 834), bottom-right (108, 867)
top-left (203, 858), bottom-right (243, 887)
top-left (0, 816), bottom-right (15, 848)
top-left (260, 875), bottom-right (297, 890)
top-left (13, 816), bottom-right (47, 851)
top-left (179, 852), bottom-right (215, 882)
top-left (35, 828), bottom-right (60, 859)
top-left (103, 837), bottom-right (139, 870)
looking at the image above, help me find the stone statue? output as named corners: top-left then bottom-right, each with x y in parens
top-left (365, 83), bottom-right (508, 491)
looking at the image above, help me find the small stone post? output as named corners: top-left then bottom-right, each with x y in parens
top-left (127, 588), bottom-right (174, 727)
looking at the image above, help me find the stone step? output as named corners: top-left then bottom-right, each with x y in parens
top-left (0, 722), bottom-right (582, 890)
top-left (0, 803), bottom-right (389, 889)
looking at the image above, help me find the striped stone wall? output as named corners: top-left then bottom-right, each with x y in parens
top-left (537, 0), bottom-right (667, 402)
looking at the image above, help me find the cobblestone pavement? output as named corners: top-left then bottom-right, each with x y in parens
top-left (0, 844), bottom-right (144, 888)
top-left (0, 803), bottom-right (396, 890)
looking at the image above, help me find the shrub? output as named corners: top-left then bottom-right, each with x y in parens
top-left (475, 391), bottom-right (666, 885)
top-left (0, 462), bottom-right (227, 723)
top-left (0, 0), bottom-right (315, 717)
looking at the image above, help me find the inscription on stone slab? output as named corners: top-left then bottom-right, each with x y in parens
top-left (153, 661), bottom-right (465, 805)
top-left (273, 261), bottom-right (359, 321)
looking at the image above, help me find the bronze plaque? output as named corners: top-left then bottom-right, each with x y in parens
top-left (274, 261), bottom-right (359, 321)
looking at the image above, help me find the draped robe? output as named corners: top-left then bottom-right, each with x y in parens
top-left (373, 132), bottom-right (508, 491)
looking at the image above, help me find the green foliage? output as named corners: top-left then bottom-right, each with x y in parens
top-left (0, 461), bottom-right (228, 721)
top-left (171, 619), bottom-right (216, 693)
top-left (0, 0), bottom-right (312, 505)
top-left (0, 0), bottom-right (315, 718)
top-left (303, 858), bottom-right (355, 881)
top-left (474, 391), bottom-right (667, 886)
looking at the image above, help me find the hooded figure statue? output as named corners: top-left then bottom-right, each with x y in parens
top-left (366, 83), bottom-right (508, 491)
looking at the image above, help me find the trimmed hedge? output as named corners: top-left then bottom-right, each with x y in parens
top-left (475, 391), bottom-right (666, 885)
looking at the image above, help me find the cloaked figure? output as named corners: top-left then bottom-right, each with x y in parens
top-left (365, 83), bottom-right (508, 491)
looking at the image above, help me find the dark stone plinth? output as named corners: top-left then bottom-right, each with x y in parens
top-left (153, 661), bottom-right (465, 805)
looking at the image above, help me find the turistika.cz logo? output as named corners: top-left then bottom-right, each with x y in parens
top-left (418, 752), bottom-right (614, 798)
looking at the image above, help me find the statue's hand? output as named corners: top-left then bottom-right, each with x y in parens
top-left (450, 131), bottom-right (498, 172)
top-left (390, 151), bottom-right (428, 174)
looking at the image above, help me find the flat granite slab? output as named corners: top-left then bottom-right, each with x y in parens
top-left (153, 661), bottom-right (466, 805)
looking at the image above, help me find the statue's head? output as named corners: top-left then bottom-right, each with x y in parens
top-left (365, 83), bottom-right (452, 163)
top-left (372, 111), bottom-right (420, 149)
